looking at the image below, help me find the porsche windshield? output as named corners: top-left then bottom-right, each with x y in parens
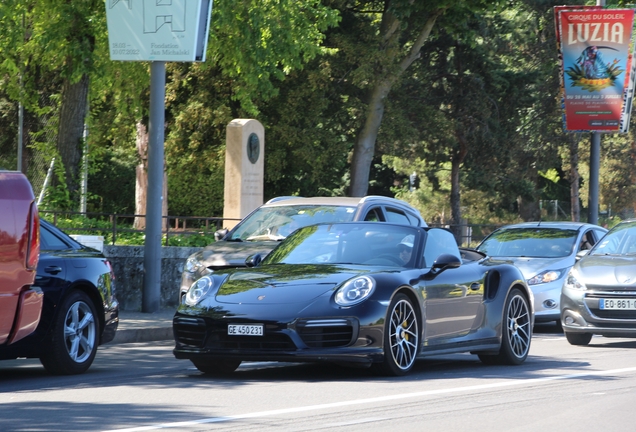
top-left (229, 205), bottom-right (357, 241)
top-left (263, 223), bottom-right (419, 267)
top-left (478, 227), bottom-right (578, 258)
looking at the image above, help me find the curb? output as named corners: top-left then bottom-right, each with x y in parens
top-left (112, 327), bottom-right (174, 344)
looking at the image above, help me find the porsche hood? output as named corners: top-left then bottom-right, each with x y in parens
top-left (214, 265), bottom-right (367, 305)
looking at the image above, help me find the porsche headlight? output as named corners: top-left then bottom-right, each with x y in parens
top-left (563, 270), bottom-right (587, 291)
top-left (527, 269), bottom-right (566, 285)
top-left (335, 276), bottom-right (375, 306)
top-left (186, 275), bottom-right (215, 306)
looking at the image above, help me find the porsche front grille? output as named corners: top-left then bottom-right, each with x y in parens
top-left (296, 319), bottom-right (355, 348)
top-left (173, 316), bottom-right (207, 348)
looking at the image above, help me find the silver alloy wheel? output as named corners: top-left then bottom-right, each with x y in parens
top-left (388, 298), bottom-right (419, 370)
top-left (64, 301), bottom-right (97, 363)
top-left (506, 294), bottom-right (531, 359)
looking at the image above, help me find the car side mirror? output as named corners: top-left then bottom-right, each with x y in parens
top-left (245, 253), bottom-right (263, 268)
top-left (575, 249), bottom-right (590, 261)
top-left (214, 228), bottom-right (229, 241)
top-left (424, 253), bottom-right (461, 280)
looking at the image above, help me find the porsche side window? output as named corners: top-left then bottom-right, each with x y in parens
top-left (385, 208), bottom-right (410, 225)
top-left (423, 229), bottom-right (460, 267)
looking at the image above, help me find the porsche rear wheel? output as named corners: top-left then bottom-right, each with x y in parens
top-left (479, 288), bottom-right (531, 365)
top-left (373, 293), bottom-right (419, 376)
top-left (191, 359), bottom-right (241, 375)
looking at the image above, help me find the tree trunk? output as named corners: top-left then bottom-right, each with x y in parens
top-left (449, 135), bottom-right (468, 243)
top-left (133, 121), bottom-right (168, 231)
top-left (56, 74), bottom-right (89, 205)
top-left (349, 83), bottom-right (391, 197)
top-left (569, 134), bottom-right (580, 222)
top-left (134, 121), bottom-right (148, 230)
top-left (348, 10), bottom-right (442, 196)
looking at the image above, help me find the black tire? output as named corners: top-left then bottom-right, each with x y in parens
top-left (479, 288), bottom-right (531, 366)
top-left (372, 293), bottom-right (419, 376)
top-left (40, 290), bottom-right (100, 375)
top-left (191, 359), bottom-right (241, 375)
top-left (565, 331), bottom-right (592, 346)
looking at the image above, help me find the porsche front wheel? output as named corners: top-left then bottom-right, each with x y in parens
top-left (373, 293), bottom-right (419, 376)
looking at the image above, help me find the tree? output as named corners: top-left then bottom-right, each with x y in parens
top-left (341, 0), bottom-right (514, 197)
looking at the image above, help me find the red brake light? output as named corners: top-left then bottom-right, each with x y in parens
top-left (26, 201), bottom-right (40, 270)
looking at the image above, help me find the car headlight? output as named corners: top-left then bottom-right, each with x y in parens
top-left (563, 270), bottom-right (587, 291)
top-left (185, 275), bottom-right (215, 306)
top-left (185, 256), bottom-right (203, 273)
top-left (335, 276), bottom-right (375, 306)
top-left (527, 269), bottom-right (566, 285)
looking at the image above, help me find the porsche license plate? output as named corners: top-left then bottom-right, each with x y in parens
top-left (227, 324), bottom-right (264, 336)
top-left (599, 299), bottom-right (636, 310)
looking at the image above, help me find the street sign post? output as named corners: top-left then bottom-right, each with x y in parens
top-left (105, 0), bottom-right (213, 312)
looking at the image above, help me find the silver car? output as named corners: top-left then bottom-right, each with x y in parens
top-left (477, 222), bottom-right (607, 324)
top-left (561, 219), bottom-right (636, 345)
top-left (179, 196), bottom-right (427, 301)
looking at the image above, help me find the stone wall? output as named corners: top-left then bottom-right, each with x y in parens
top-left (103, 245), bottom-right (200, 311)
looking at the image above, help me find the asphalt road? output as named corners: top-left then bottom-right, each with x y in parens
top-left (1, 325), bottom-right (635, 432)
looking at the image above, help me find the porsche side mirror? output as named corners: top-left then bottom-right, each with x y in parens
top-left (433, 253), bottom-right (462, 270)
top-left (214, 228), bottom-right (229, 241)
top-left (423, 253), bottom-right (461, 280)
top-left (245, 253), bottom-right (263, 267)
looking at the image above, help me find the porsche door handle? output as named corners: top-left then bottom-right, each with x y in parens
top-left (470, 283), bottom-right (481, 291)
top-left (45, 266), bottom-right (63, 275)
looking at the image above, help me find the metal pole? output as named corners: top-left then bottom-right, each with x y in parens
top-left (143, 61), bottom-right (166, 313)
top-left (589, 132), bottom-right (600, 224)
top-left (588, 0), bottom-right (604, 225)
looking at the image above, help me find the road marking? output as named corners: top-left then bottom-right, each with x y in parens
top-left (103, 366), bottom-right (636, 432)
top-left (323, 417), bottom-right (389, 427)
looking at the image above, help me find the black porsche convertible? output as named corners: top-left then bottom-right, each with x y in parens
top-left (173, 222), bottom-right (533, 376)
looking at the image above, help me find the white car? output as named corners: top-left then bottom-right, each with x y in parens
top-left (477, 221), bottom-right (607, 324)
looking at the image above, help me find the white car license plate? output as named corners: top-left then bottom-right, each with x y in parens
top-left (599, 299), bottom-right (636, 310)
top-left (227, 324), bottom-right (264, 336)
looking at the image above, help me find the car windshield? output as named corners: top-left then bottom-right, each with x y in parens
top-left (591, 221), bottom-right (636, 256)
top-left (477, 227), bottom-right (578, 258)
top-left (229, 205), bottom-right (357, 241)
top-left (263, 223), bottom-right (419, 268)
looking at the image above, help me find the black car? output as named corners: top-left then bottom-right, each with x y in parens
top-left (0, 219), bottom-right (119, 375)
top-left (179, 196), bottom-right (427, 301)
top-left (173, 222), bottom-right (533, 376)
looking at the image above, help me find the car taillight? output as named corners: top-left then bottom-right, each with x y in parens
top-left (26, 201), bottom-right (40, 270)
top-left (104, 259), bottom-right (116, 280)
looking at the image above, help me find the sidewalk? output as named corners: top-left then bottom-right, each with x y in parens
top-left (112, 308), bottom-right (177, 344)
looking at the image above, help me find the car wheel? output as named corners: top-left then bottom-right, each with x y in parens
top-left (564, 331), bottom-right (592, 346)
top-left (40, 290), bottom-right (99, 375)
top-left (191, 359), bottom-right (241, 374)
top-left (373, 293), bottom-right (419, 376)
top-left (479, 288), bottom-right (531, 366)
